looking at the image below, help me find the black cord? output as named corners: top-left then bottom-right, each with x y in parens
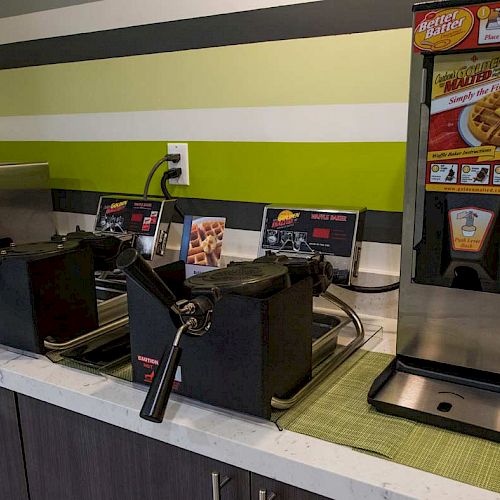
top-left (143, 157), bottom-right (168, 200)
top-left (340, 282), bottom-right (400, 293)
top-left (160, 171), bottom-right (173, 200)
top-left (142, 154), bottom-right (181, 200)
top-left (142, 155), bottom-right (184, 219)
top-left (161, 170), bottom-right (185, 220)
top-left (160, 168), bottom-right (182, 200)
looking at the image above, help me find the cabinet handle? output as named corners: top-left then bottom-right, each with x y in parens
top-left (259, 490), bottom-right (277, 500)
top-left (211, 472), bottom-right (231, 500)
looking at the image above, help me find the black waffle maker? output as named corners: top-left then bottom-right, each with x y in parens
top-left (0, 241), bottom-right (99, 353)
top-left (118, 248), bottom-right (333, 422)
top-left (186, 262), bottom-right (291, 297)
top-left (52, 227), bottom-right (131, 271)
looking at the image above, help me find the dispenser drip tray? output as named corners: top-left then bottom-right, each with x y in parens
top-left (369, 357), bottom-right (500, 443)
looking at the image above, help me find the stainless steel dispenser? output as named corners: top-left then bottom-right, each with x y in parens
top-left (369, 0), bottom-right (500, 442)
top-left (0, 162), bottom-right (55, 243)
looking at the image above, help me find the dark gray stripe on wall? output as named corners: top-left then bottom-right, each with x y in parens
top-left (0, 0), bottom-right (415, 69)
top-left (0, 0), bottom-right (98, 19)
top-left (52, 189), bottom-right (402, 244)
top-left (414, 0), bottom-right (486, 11)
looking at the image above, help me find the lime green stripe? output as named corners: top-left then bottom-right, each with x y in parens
top-left (0, 141), bottom-right (405, 211)
top-left (0, 29), bottom-right (411, 117)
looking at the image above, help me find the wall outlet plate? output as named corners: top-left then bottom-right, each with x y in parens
top-left (167, 143), bottom-right (189, 186)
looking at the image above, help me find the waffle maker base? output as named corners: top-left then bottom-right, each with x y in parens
top-left (0, 241), bottom-right (98, 353)
top-left (127, 261), bottom-right (314, 419)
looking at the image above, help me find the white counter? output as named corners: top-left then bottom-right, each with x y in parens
top-left (0, 315), bottom-right (497, 500)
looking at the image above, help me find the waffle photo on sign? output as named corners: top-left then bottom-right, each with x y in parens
top-left (180, 216), bottom-right (226, 277)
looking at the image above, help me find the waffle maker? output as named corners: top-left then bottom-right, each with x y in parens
top-left (118, 248), bottom-right (363, 422)
top-left (186, 262), bottom-right (291, 298)
top-left (0, 240), bottom-right (99, 353)
top-left (53, 228), bottom-right (131, 271)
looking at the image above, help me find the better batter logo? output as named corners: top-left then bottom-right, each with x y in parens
top-left (414, 8), bottom-right (474, 51)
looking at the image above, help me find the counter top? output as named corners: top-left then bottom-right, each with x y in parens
top-left (0, 314), bottom-right (497, 500)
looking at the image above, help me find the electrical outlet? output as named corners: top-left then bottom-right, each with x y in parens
top-left (167, 143), bottom-right (189, 186)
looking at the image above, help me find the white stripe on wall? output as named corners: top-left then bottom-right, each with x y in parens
top-left (0, 0), bottom-right (321, 45)
top-left (0, 104), bottom-right (408, 142)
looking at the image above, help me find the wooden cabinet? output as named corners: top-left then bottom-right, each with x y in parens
top-left (0, 388), bottom-right (29, 500)
top-left (16, 394), bottom-right (333, 500)
top-left (251, 473), bottom-right (331, 500)
top-left (18, 395), bottom-right (249, 500)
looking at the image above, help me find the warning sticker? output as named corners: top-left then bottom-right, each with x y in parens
top-left (448, 206), bottom-right (495, 252)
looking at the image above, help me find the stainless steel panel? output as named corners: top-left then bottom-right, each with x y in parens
top-left (97, 294), bottom-right (128, 326)
top-left (398, 284), bottom-right (500, 373)
top-left (0, 163), bottom-right (55, 243)
top-left (397, 50), bottom-right (500, 375)
top-left (376, 371), bottom-right (500, 434)
top-left (0, 163), bottom-right (50, 189)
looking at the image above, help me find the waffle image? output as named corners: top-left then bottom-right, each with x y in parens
top-left (187, 220), bottom-right (225, 266)
top-left (468, 91), bottom-right (500, 146)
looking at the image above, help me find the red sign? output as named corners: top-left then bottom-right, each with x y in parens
top-left (424, 50), bottom-right (500, 195)
top-left (414, 3), bottom-right (500, 52)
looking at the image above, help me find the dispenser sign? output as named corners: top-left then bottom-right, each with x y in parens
top-left (448, 207), bottom-right (495, 252)
top-left (414, 3), bottom-right (500, 52)
top-left (425, 51), bottom-right (500, 195)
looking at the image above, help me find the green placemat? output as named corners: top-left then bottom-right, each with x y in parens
top-left (275, 351), bottom-right (500, 493)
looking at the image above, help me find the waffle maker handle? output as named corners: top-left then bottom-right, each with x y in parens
top-left (140, 332), bottom-right (183, 422)
top-left (117, 248), bottom-right (183, 421)
top-left (116, 248), bottom-right (177, 308)
top-left (117, 248), bottom-right (217, 423)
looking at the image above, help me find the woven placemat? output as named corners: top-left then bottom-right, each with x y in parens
top-left (275, 351), bottom-right (500, 493)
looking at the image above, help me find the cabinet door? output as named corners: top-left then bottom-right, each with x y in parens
top-left (18, 395), bottom-right (249, 500)
top-left (251, 473), bottom-right (331, 500)
top-left (0, 388), bottom-right (29, 500)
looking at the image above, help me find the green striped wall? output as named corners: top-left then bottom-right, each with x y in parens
top-left (1, 141), bottom-right (405, 211)
top-left (0, 29), bottom-right (411, 115)
top-left (0, 22), bottom-right (410, 215)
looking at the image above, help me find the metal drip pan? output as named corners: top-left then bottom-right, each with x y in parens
top-left (369, 357), bottom-right (500, 443)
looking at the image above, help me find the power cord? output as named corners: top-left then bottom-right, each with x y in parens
top-left (160, 168), bottom-right (182, 200)
top-left (142, 153), bottom-right (185, 219)
top-left (161, 168), bottom-right (185, 219)
top-left (142, 153), bottom-right (181, 200)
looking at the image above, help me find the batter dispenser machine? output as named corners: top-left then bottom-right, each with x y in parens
top-left (369, 0), bottom-right (500, 442)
